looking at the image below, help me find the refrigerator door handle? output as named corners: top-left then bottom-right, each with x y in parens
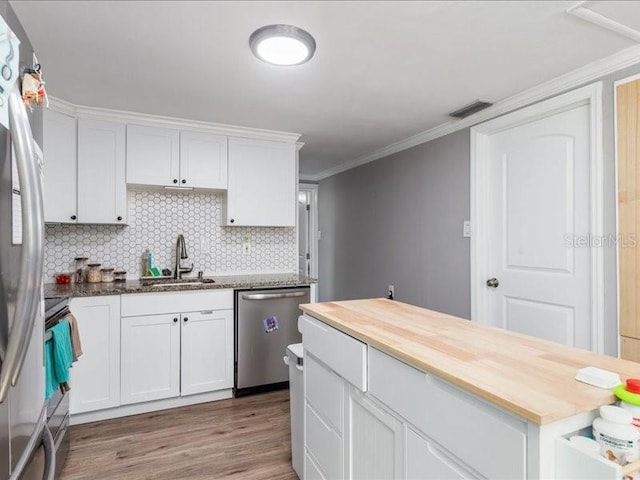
top-left (0, 86), bottom-right (44, 401)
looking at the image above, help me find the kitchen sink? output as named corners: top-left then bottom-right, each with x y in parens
top-left (141, 277), bottom-right (216, 287)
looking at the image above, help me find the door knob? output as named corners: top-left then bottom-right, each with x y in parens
top-left (486, 278), bottom-right (499, 288)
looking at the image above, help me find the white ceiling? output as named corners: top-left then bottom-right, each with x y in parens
top-left (9, 1), bottom-right (640, 177)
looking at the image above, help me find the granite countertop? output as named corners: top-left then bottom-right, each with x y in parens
top-left (45, 273), bottom-right (316, 299)
top-left (301, 298), bottom-right (640, 425)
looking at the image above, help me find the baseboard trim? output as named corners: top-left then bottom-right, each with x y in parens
top-left (70, 389), bottom-right (233, 425)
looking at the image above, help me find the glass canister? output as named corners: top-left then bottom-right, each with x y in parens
top-left (86, 263), bottom-right (102, 283)
top-left (114, 271), bottom-right (127, 282)
top-left (74, 256), bottom-right (88, 283)
top-left (100, 268), bottom-right (115, 283)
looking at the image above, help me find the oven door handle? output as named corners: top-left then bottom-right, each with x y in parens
top-left (41, 425), bottom-right (56, 480)
top-left (241, 291), bottom-right (307, 301)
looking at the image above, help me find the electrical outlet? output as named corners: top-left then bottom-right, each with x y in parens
top-left (200, 237), bottom-right (210, 253)
top-left (388, 285), bottom-right (395, 300)
top-left (242, 236), bottom-right (251, 255)
top-left (463, 220), bottom-right (471, 238)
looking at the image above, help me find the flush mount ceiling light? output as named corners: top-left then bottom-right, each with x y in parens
top-left (249, 24), bottom-right (316, 66)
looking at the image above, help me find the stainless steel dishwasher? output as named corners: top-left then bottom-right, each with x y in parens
top-left (235, 287), bottom-right (310, 396)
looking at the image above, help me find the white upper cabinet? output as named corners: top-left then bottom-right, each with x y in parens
top-left (77, 118), bottom-right (127, 224)
top-left (226, 137), bottom-right (296, 227)
top-left (43, 109), bottom-right (77, 223)
top-left (126, 124), bottom-right (180, 187)
top-left (127, 126), bottom-right (228, 190)
top-left (179, 131), bottom-right (228, 189)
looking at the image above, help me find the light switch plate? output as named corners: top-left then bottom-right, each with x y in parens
top-left (463, 221), bottom-right (471, 238)
top-left (200, 237), bottom-right (210, 253)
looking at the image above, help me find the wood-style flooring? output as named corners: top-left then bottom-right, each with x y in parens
top-left (60, 390), bottom-right (297, 480)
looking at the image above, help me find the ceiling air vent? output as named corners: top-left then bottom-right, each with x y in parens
top-left (448, 100), bottom-right (493, 120)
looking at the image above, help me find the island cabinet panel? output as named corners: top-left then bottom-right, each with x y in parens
top-left (368, 347), bottom-right (527, 480)
top-left (347, 388), bottom-right (404, 480)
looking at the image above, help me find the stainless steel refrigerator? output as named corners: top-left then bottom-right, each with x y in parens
top-left (0, 2), bottom-right (55, 479)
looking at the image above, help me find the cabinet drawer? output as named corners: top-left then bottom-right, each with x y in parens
top-left (299, 315), bottom-right (367, 391)
top-left (555, 437), bottom-right (623, 480)
top-left (121, 290), bottom-right (233, 317)
top-left (306, 354), bottom-right (343, 433)
top-left (306, 404), bottom-right (342, 480)
top-left (369, 347), bottom-right (526, 480)
top-left (407, 427), bottom-right (481, 480)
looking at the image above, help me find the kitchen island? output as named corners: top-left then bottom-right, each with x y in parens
top-left (300, 298), bottom-right (640, 480)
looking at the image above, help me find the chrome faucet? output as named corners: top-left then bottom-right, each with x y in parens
top-left (174, 234), bottom-right (194, 279)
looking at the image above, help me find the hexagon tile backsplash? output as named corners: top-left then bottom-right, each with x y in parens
top-left (44, 191), bottom-right (297, 281)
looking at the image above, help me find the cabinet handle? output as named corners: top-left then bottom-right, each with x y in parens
top-left (173, 179), bottom-right (178, 184)
top-left (183, 317), bottom-right (188, 322)
top-left (70, 215), bottom-right (76, 220)
top-left (117, 216), bottom-right (122, 221)
top-left (173, 317), bottom-right (178, 323)
top-left (181, 179), bottom-right (186, 184)
top-left (230, 218), bottom-right (235, 224)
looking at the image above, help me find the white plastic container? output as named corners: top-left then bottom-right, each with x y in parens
top-left (284, 343), bottom-right (303, 479)
top-left (620, 401), bottom-right (640, 429)
top-left (593, 405), bottom-right (640, 465)
top-left (569, 435), bottom-right (601, 456)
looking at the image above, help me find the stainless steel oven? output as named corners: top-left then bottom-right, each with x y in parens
top-left (44, 298), bottom-right (70, 476)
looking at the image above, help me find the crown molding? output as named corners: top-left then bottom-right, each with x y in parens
top-left (304, 43), bottom-right (640, 182)
top-left (47, 96), bottom-right (302, 144)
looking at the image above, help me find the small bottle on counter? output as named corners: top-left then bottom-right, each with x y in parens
top-left (86, 263), bottom-right (102, 283)
top-left (74, 256), bottom-right (88, 283)
top-left (592, 405), bottom-right (640, 465)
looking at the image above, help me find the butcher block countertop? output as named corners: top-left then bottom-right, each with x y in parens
top-left (300, 298), bottom-right (640, 425)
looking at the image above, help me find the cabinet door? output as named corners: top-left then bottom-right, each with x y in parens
top-left (69, 296), bottom-right (120, 414)
top-left (77, 118), bottom-right (127, 224)
top-left (179, 131), bottom-right (227, 189)
top-left (406, 427), bottom-right (479, 480)
top-left (121, 313), bottom-right (181, 404)
top-left (43, 109), bottom-right (77, 223)
top-left (126, 124), bottom-right (180, 187)
top-left (180, 309), bottom-right (233, 395)
top-left (226, 137), bottom-right (296, 226)
top-left (348, 388), bottom-right (403, 480)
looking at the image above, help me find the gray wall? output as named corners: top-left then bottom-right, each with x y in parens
top-left (319, 63), bottom-right (640, 356)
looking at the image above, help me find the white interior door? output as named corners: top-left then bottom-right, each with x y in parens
top-left (477, 98), bottom-right (598, 349)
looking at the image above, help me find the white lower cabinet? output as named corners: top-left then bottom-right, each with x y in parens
top-left (180, 309), bottom-right (233, 395)
top-left (121, 314), bottom-right (181, 404)
top-left (120, 290), bottom-right (234, 405)
top-left (68, 296), bottom-right (121, 414)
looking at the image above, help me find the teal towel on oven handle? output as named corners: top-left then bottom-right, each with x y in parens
top-left (44, 319), bottom-right (73, 399)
